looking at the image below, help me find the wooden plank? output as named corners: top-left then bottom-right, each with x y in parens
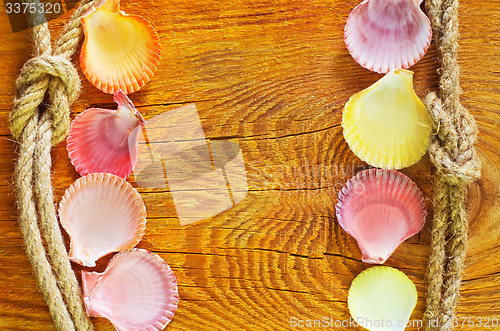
top-left (0, 0), bottom-right (498, 330)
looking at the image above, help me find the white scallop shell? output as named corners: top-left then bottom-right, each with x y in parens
top-left (58, 173), bottom-right (147, 267)
top-left (82, 249), bottom-right (179, 331)
top-left (344, 0), bottom-right (432, 73)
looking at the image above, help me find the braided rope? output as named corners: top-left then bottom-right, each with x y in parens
top-left (9, 1), bottom-right (96, 330)
top-left (423, 0), bottom-right (481, 329)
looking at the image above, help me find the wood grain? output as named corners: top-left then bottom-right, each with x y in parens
top-left (0, 0), bottom-right (499, 330)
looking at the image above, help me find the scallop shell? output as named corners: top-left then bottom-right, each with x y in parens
top-left (80, 0), bottom-right (161, 94)
top-left (67, 90), bottom-right (146, 179)
top-left (348, 266), bottom-right (417, 331)
top-left (344, 0), bottom-right (432, 73)
top-left (335, 169), bottom-right (426, 264)
top-left (342, 69), bottom-right (431, 170)
top-left (58, 173), bottom-right (147, 267)
top-left (82, 249), bottom-right (179, 331)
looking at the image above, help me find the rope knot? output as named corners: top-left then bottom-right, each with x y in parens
top-left (9, 54), bottom-right (81, 145)
top-left (425, 92), bottom-right (481, 183)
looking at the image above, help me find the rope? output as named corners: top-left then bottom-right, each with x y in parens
top-left (8, 1), bottom-right (96, 330)
top-left (423, 0), bottom-right (481, 329)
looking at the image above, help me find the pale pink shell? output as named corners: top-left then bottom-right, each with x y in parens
top-left (344, 0), bottom-right (432, 74)
top-left (67, 90), bottom-right (146, 179)
top-left (82, 249), bottom-right (179, 331)
top-left (335, 169), bottom-right (426, 264)
top-left (58, 173), bottom-right (147, 267)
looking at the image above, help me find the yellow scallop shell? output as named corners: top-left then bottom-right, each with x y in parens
top-left (80, 0), bottom-right (161, 94)
top-left (348, 266), bottom-right (418, 331)
top-left (342, 69), bottom-right (431, 169)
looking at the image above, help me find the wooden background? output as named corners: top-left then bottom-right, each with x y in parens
top-left (0, 0), bottom-right (499, 330)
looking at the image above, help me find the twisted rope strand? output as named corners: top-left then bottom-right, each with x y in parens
top-left (15, 113), bottom-right (76, 331)
top-left (423, 95), bottom-right (448, 329)
top-left (9, 0), bottom-right (96, 330)
top-left (440, 178), bottom-right (468, 330)
top-left (50, 0), bottom-right (95, 143)
top-left (55, 0), bottom-right (95, 58)
top-left (424, 0), bottom-right (481, 330)
top-left (35, 111), bottom-right (92, 330)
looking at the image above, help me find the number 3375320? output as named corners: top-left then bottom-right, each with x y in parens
top-left (5, 2), bottom-right (61, 14)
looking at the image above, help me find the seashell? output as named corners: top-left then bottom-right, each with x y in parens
top-left (67, 90), bottom-right (146, 179)
top-left (82, 249), bottom-right (179, 331)
top-left (344, 0), bottom-right (432, 74)
top-left (58, 173), bottom-right (147, 267)
top-left (348, 266), bottom-right (417, 331)
top-left (80, 0), bottom-right (162, 94)
top-left (342, 69), bottom-right (431, 170)
top-left (335, 169), bottom-right (426, 264)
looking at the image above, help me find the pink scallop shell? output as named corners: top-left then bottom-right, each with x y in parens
top-left (344, 0), bottom-right (432, 74)
top-left (58, 173), bottom-right (147, 267)
top-left (67, 90), bottom-right (146, 179)
top-left (82, 249), bottom-right (179, 331)
top-left (335, 169), bottom-right (426, 264)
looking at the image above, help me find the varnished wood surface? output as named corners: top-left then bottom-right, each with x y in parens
top-left (0, 0), bottom-right (499, 330)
